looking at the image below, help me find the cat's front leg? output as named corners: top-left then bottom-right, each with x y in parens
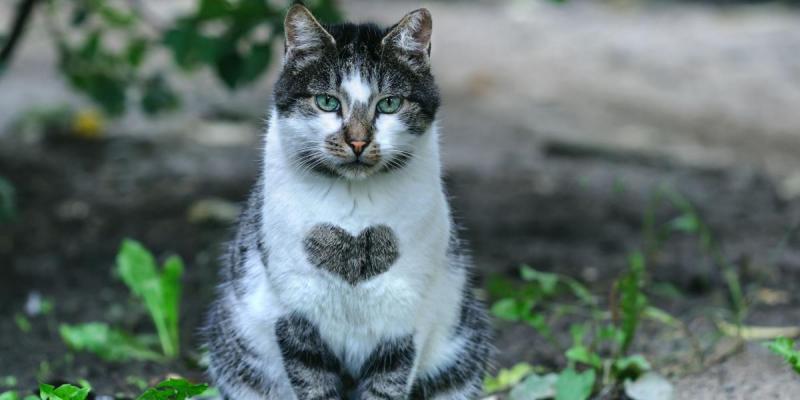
top-left (275, 313), bottom-right (346, 400)
top-left (355, 335), bottom-right (416, 400)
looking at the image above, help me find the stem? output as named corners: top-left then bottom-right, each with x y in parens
top-left (0, 0), bottom-right (39, 74)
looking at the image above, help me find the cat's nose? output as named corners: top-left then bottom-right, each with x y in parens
top-left (348, 140), bottom-right (369, 156)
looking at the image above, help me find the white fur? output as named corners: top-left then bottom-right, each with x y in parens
top-left (234, 107), bottom-right (465, 395)
top-left (342, 72), bottom-right (372, 105)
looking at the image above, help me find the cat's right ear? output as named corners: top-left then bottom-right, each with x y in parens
top-left (283, 4), bottom-right (335, 64)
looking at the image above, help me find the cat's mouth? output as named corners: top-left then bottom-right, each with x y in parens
top-left (335, 159), bottom-right (379, 178)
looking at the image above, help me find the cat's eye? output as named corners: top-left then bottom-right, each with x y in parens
top-left (315, 94), bottom-right (341, 112)
top-left (376, 96), bottom-right (403, 114)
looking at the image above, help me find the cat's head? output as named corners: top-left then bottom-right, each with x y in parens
top-left (273, 4), bottom-right (439, 180)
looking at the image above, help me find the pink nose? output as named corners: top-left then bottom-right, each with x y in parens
top-left (349, 140), bottom-right (368, 156)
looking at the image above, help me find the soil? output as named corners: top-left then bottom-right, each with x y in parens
top-left (1, 0), bottom-right (800, 398)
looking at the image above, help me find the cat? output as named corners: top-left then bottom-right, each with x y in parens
top-left (203, 4), bottom-right (491, 399)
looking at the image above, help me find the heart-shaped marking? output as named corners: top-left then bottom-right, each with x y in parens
top-left (303, 223), bottom-right (399, 285)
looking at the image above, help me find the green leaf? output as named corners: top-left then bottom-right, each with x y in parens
top-left (196, 0), bottom-right (234, 20)
top-left (491, 298), bottom-right (522, 321)
top-left (643, 306), bottom-right (680, 328)
top-left (70, 5), bottom-right (89, 26)
top-left (484, 363), bottom-right (535, 394)
top-left (487, 275), bottom-right (515, 298)
top-left (214, 48), bottom-right (244, 89)
top-left (0, 392), bottom-right (19, 400)
top-left (669, 214), bottom-right (700, 233)
top-left (93, 2), bottom-right (135, 28)
top-left (597, 325), bottom-right (625, 347)
top-left (163, 22), bottom-right (222, 70)
top-left (766, 337), bottom-right (800, 374)
top-left (79, 30), bottom-right (102, 60)
top-left (117, 239), bottom-right (183, 358)
top-left (59, 323), bottom-right (163, 362)
top-left (613, 354), bottom-right (652, 380)
top-left (523, 313), bottom-right (552, 339)
top-left (306, 0), bottom-right (344, 23)
top-left (39, 383), bottom-right (90, 400)
top-left (619, 251), bottom-right (648, 353)
top-left (136, 379), bottom-right (208, 400)
top-left (564, 278), bottom-right (596, 305)
top-left (520, 265), bottom-right (559, 295)
top-left (141, 75), bottom-right (180, 115)
top-left (14, 314), bottom-right (31, 333)
top-left (126, 38), bottom-right (149, 67)
top-left (240, 43), bottom-right (272, 84)
top-left (555, 368), bottom-right (595, 400)
top-left (160, 255), bottom-right (183, 355)
top-left (565, 346), bottom-right (602, 370)
top-left (509, 373), bottom-right (558, 400)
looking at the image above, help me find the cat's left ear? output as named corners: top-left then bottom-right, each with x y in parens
top-left (382, 9), bottom-right (433, 69)
top-left (284, 4), bottom-right (335, 65)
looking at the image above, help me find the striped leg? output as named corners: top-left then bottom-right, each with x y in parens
top-left (356, 335), bottom-right (416, 400)
top-left (206, 303), bottom-right (274, 399)
top-left (275, 314), bottom-right (346, 400)
top-left (410, 292), bottom-right (492, 400)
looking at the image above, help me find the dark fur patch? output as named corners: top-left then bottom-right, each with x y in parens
top-left (275, 313), bottom-right (347, 400)
top-left (356, 335), bottom-right (416, 400)
top-left (303, 224), bottom-right (399, 285)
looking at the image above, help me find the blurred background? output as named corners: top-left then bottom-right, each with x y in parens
top-left (1, 0), bottom-right (800, 399)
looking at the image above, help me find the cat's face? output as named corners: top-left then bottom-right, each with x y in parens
top-left (273, 5), bottom-right (439, 180)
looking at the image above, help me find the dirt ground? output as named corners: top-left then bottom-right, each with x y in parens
top-left (1, 0), bottom-right (800, 398)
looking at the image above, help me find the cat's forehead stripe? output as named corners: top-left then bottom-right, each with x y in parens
top-left (342, 71), bottom-right (371, 105)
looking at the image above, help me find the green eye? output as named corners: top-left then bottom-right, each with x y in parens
top-left (315, 94), bottom-right (340, 112)
top-left (377, 96), bottom-right (403, 114)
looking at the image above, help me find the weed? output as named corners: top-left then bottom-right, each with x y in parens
top-left (39, 382), bottom-right (90, 400)
top-left (765, 337), bottom-right (800, 375)
top-left (60, 239), bottom-right (184, 361)
top-left (116, 239), bottom-right (184, 358)
top-left (0, 379), bottom-right (206, 400)
top-left (13, 314), bottom-right (31, 333)
top-left (59, 323), bottom-right (163, 362)
top-left (488, 259), bottom-right (657, 399)
top-left (486, 186), bottom-right (745, 398)
top-left (136, 378), bottom-right (207, 400)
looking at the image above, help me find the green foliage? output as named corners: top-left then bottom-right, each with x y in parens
top-left (765, 337), bottom-right (800, 375)
top-left (39, 383), bottom-right (90, 400)
top-left (484, 363), bottom-right (537, 394)
top-left (487, 262), bottom-right (656, 397)
top-left (508, 372), bottom-right (558, 400)
top-left (1, 379), bottom-right (207, 400)
top-left (486, 186), bottom-right (757, 397)
top-left (554, 368), bottom-right (595, 400)
top-left (646, 186), bottom-right (747, 327)
top-left (59, 322), bottom-right (163, 362)
top-left (490, 264), bottom-right (597, 342)
top-left (59, 240), bottom-right (184, 361)
top-left (117, 239), bottom-right (184, 358)
top-left (13, 314), bottom-right (31, 333)
top-left (136, 379), bottom-right (208, 400)
top-left (0, 177), bottom-right (15, 223)
top-left (38, 0), bottom-right (341, 116)
top-left (618, 252), bottom-right (648, 353)
top-left (0, 392), bottom-right (37, 400)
